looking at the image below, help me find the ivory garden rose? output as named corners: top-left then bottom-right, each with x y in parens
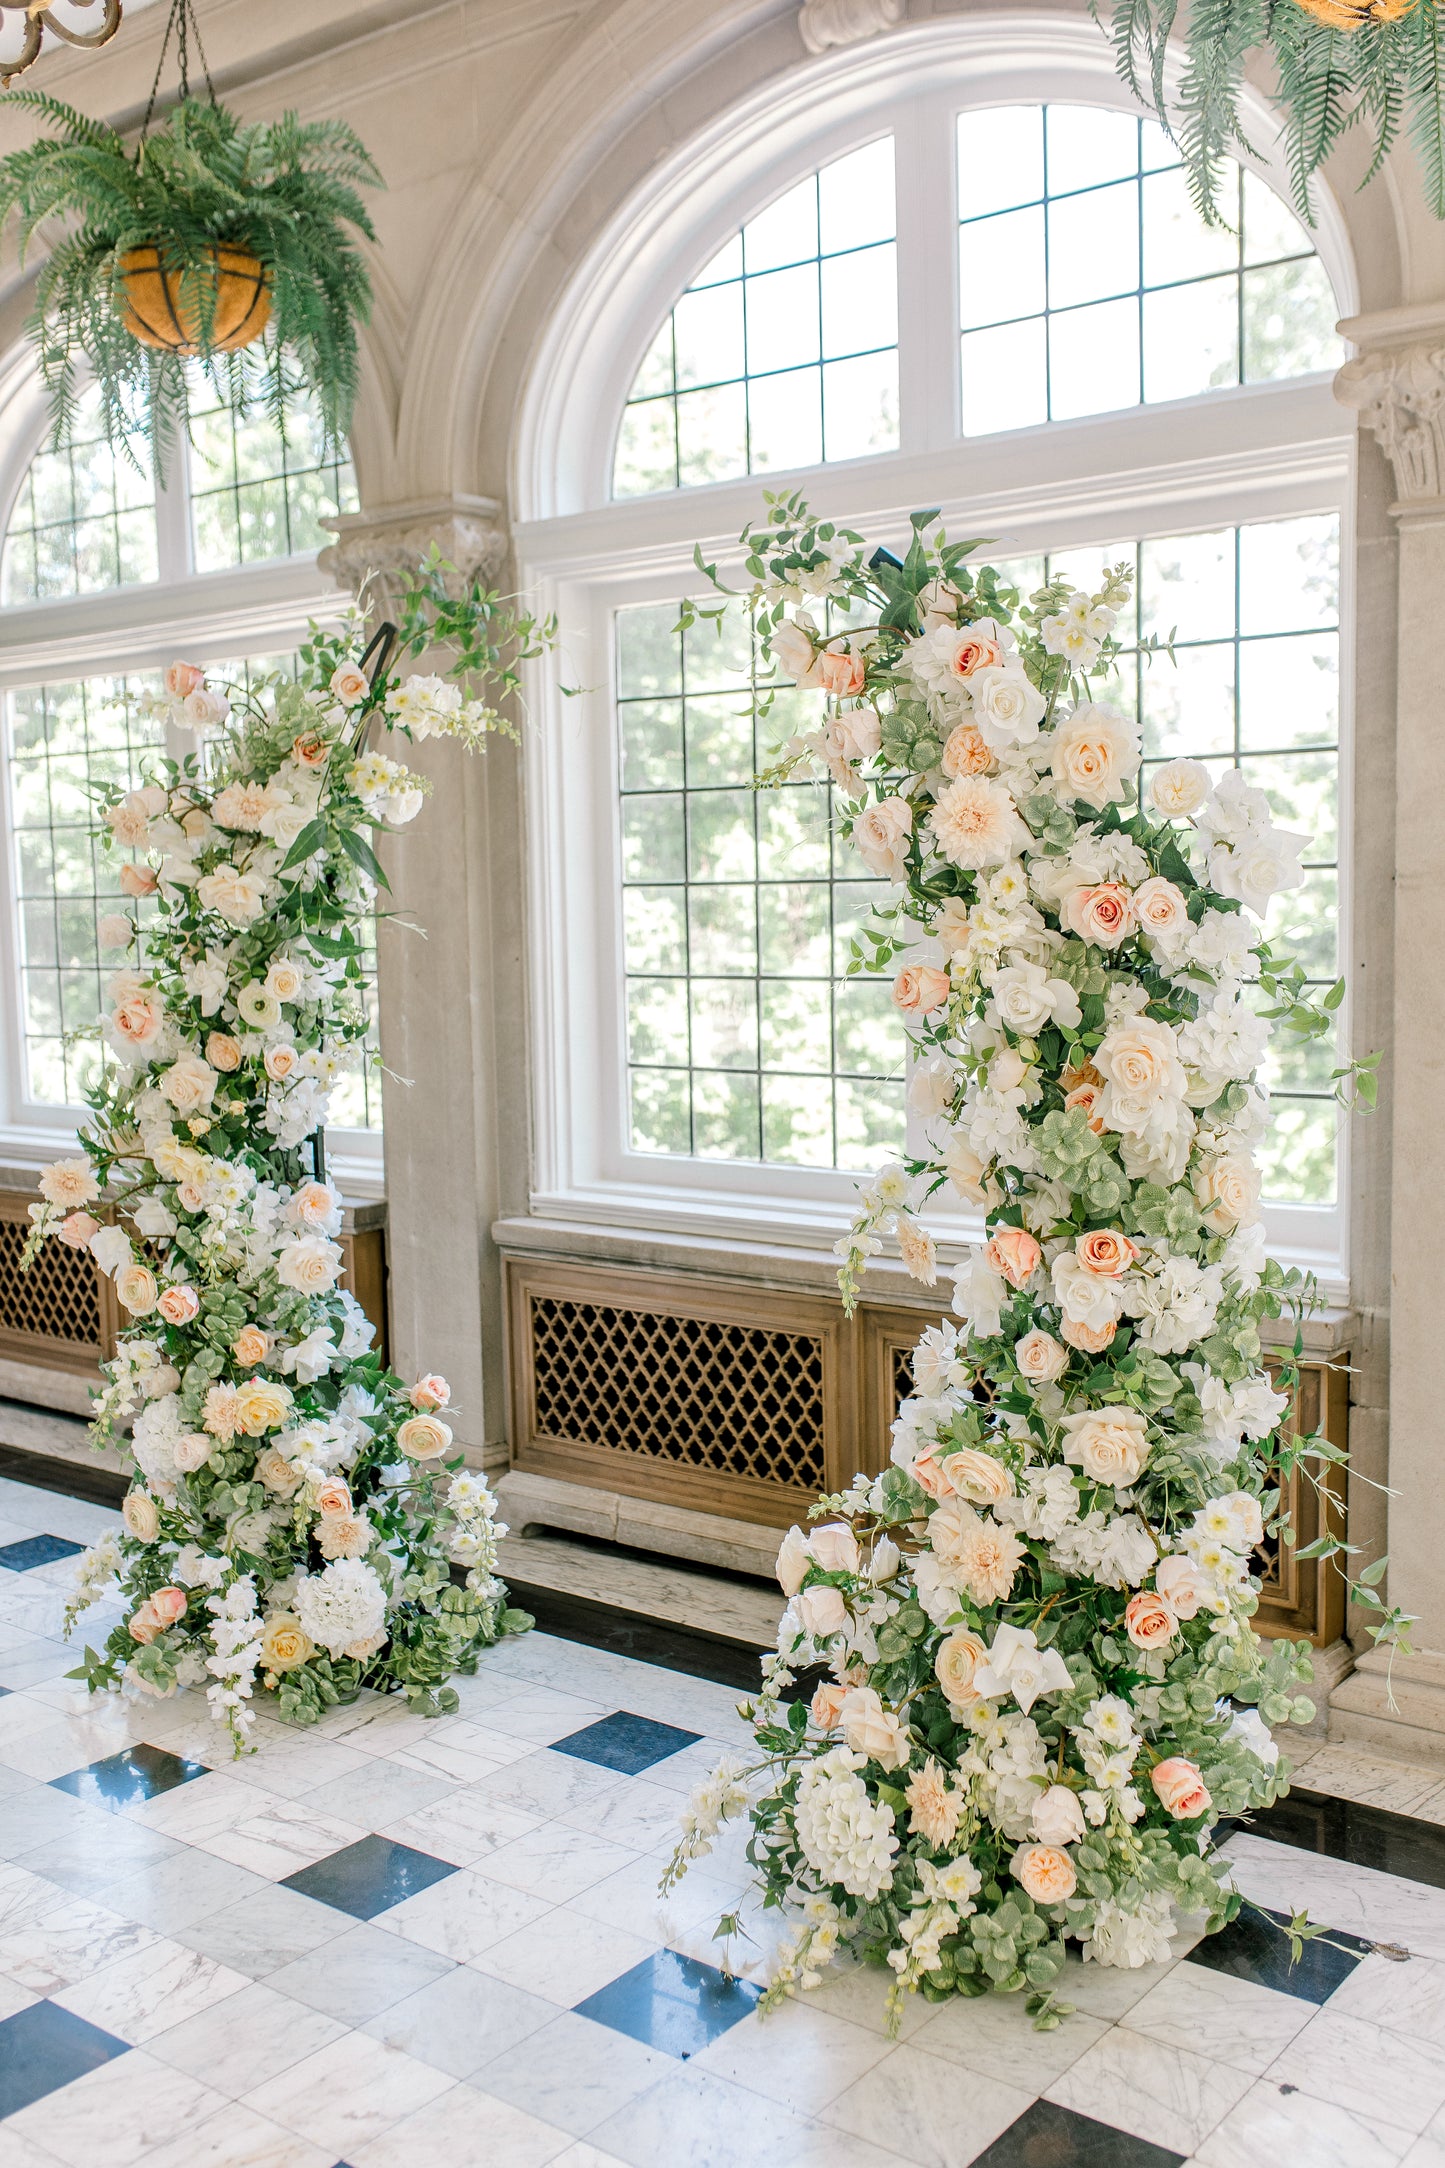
top-left (665, 494), bottom-right (1346, 2021)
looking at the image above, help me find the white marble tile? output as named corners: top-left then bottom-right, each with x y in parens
top-left (1290, 1748), bottom-right (1445, 1819)
top-left (1121, 1962), bottom-right (1315, 2074)
top-left (376, 1789), bottom-right (541, 1867)
top-left (138, 2101), bottom-right (336, 2168)
top-left (291, 1759), bottom-right (459, 1832)
top-left (53, 1934), bottom-right (250, 2044)
top-left (265, 1918), bottom-right (456, 2025)
top-left (170, 1881), bottom-right (346, 1979)
top-left (1195, 2076), bottom-right (1416, 2168)
top-left (193, 1794), bottom-right (371, 1879)
top-left (1264, 2006), bottom-right (1445, 2133)
top-left (93, 1845), bottom-right (267, 1932)
top-left (353, 2080), bottom-right (572, 2168)
top-left (1054, 1942), bottom-right (1198, 2020)
top-left (471, 1686), bottom-right (611, 1746)
top-left (793, 1956), bottom-right (943, 2041)
top-left (1404, 2132), bottom-right (1445, 2168)
top-left (1047, 2024), bottom-right (1254, 2154)
top-left (557, 1774), bottom-right (692, 1856)
top-left (221, 1732), bottom-right (373, 1801)
top-left (376, 1865), bottom-right (552, 1961)
top-left (548, 2147), bottom-right (638, 2168)
top-left (16, 1813), bottom-right (182, 1905)
top-left (4, 2045), bottom-right (230, 2168)
top-left (241, 2027), bottom-right (456, 2153)
top-left (472, 1822), bottom-right (643, 1903)
top-left (306, 1697), bottom-right (444, 1756)
top-left (594, 2062), bottom-right (912, 2168)
top-left (0, 2126), bottom-right (71, 2168)
top-left (632, 1738), bottom-right (740, 1799)
top-left (0, 1688), bottom-right (80, 1749)
top-left (1224, 1831), bottom-right (1445, 1961)
top-left (0, 1786), bottom-right (110, 1865)
top-left (469, 1748), bottom-right (631, 1821)
top-left (0, 1969), bottom-right (37, 2020)
top-left (568, 1854), bottom-right (741, 1945)
top-left (474, 2010), bottom-right (676, 2137)
top-left (0, 1865), bottom-right (163, 1992)
top-left (384, 1719), bottom-right (512, 1784)
top-left (148, 1977), bottom-right (350, 2095)
top-left (822, 2041), bottom-right (1034, 2168)
top-left (911, 1986), bottom-right (1109, 2089)
top-left (472, 1904), bottom-right (660, 2005)
top-left (0, 1712), bottom-right (146, 1781)
top-left (361, 1963), bottom-right (557, 2077)
top-left (120, 1769), bottom-right (261, 1842)
top-left (693, 1998), bottom-right (895, 2114)
top-left (1330, 1951), bottom-right (1445, 2049)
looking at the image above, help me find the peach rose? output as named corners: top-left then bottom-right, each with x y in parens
top-left (947, 623), bottom-right (1007, 679)
top-left (262, 1614), bottom-right (314, 1672)
top-left (173, 1432), bottom-right (213, 1475)
top-left (941, 722), bottom-right (993, 778)
top-left (344, 1629), bottom-right (388, 1662)
top-left (838, 1686), bottom-right (911, 1770)
top-left (264, 1045), bottom-right (298, 1082)
top-left (1124, 1590), bottom-right (1179, 1648)
top-left (206, 1033), bottom-right (242, 1072)
top-left (1049, 703), bottom-right (1139, 811)
top-left (122, 1490), bottom-right (159, 1541)
top-left (1015, 1329), bottom-right (1068, 1383)
top-left (292, 730), bottom-right (332, 770)
top-left (116, 1263), bottom-right (159, 1315)
top-left (314, 1478), bottom-right (352, 1520)
top-left (1065, 883), bottom-right (1134, 949)
top-left (127, 1601), bottom-right (161, 1643)
top-left (815, 643), bottom-right (867, 698)
top-left (232, 1325), bottom-right (268, 1366)
top-left (330, 662), bottom-right (370, 706)
top-left (157, 1284), bottom-right (200, 1328)
top-left (1062, 1315), bottom-right (1116, 1354)
top-left (164, 660), bottom-right (206, 698)
top-left (58, 1211), bottom-right (101, 1249)
top-left (910, 1448), bottom-right (956, 1500)
top-left (397, 1414), bottom-right (452, 1461)
top-left (150, 1586), bottom-right (188, 1629)
top-left (1013, 1842), bottom-right (1077, 1904)
top-left (264, 959), bottom-right (305, 1004)
top-left (892, 963), bottom-right (952, 1017)
top-left (1075, 1228), bottom-right (1138, 1279)
top-left (98, 913), bottom-right (133, 949)
top-left (934, 1627), bottom-right (988, 1709)
top-left (985, 1226), bottom-right (1041, 1290)
top-left (110, 988), bottom-right (166, 1052)
top-left (409, 1374), bottom-right (451, 1411)
top-left (1064, 1081), bottom-right (1106, 1133)
top-left (1151, 1756), bottom-right (1212, 1820)
top-left (118, 862), bottom-right (159, 898)
top-left (1194, 1153), bottom-right (1261, 1233)
top-left (1133, 876), bottom-right (1190, 944)
top-left (810, 1681), bottom-right (848, 1730)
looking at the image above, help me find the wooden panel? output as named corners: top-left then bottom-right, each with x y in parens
top-left (338, 1226), bottom-right (387, 1363)
top-left (505, 1256), bottom-right (857, 1528)
top-left (1254, 1353), bottom-right (1349, 1647)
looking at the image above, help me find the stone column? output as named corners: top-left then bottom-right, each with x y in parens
top-left (319, 498), bottom-right (520, 1473)
top-left (1330, 313), bottom-right (1445, 1760)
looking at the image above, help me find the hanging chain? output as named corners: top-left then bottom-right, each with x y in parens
top-left (141, 0), bottom-right (217, 137)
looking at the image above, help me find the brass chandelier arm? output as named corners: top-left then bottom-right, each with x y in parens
top-left (1, 1), bottom-right (122, 89)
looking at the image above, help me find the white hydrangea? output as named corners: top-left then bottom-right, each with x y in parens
top-left (794, 1746), bottom-right (900, 1900)
top-left (1084, 1891), bottom-right (1177, 1969)
top-left (294, 1558), bottom-right (388, 1656)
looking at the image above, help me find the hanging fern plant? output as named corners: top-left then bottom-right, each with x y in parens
top-left (0, 66), bottom-right (381, 477)
top-left (1094, 0), bottom-right (1445, 224)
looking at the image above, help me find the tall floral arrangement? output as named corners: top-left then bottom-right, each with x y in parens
top-left (668, 495), bottom-right (1389, 2018)
top-left (27, 558), bottom-right (547, 1750)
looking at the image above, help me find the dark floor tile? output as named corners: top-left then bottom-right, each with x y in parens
top-left (972, 2098), bottom-right (1185, 2167)
top-left (50, 1740), bottom-right (209, 1812)
top-left (0, 1998), bottom-right (130, 2118)
top-left (502, 1581), bottom-right (766, 1692)
top-left (1185, 1902), bottom-right (1369, 2003)
top-left (0, 1533), bottom-right (85, 1573)
top-left (1235, 1787), bottom-right (1445, 1894)
top-left (551, 1710), bottom-right (702, 1775)
top-left (574, 1947), bottom-right (759, 2059)
top-left (281, 1834), bottom-right (457, 1921)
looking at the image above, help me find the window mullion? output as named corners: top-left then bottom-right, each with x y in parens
top-left (894, 91), bottom-right (959, 456)
top-left (154, 436), bottom-right (193, 586)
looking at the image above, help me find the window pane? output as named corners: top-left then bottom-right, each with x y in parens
top-left (1, 391), bottom-right (157, 607)
top-left (960, 102), bottom-right (1342, 435)
top-left (613, 140), bottom-right (898, 497)
top-left (188, 365), bottom-right (358, 572)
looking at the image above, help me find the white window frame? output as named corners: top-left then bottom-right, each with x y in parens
top-left (0, 355), bottom-right (382, 1198)
top-left (515, 17), bottom-right (1358, 1298)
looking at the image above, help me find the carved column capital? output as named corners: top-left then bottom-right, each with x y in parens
top-left (319, 494), bottom-right (509, 612)
top-left (799, 0), bottom-right (904, 56)
top-left (1335, 306), bottom-right (1445, 515)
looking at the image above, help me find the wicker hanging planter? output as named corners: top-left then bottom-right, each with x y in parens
top-left (118, 244), bottom-right (272, 355)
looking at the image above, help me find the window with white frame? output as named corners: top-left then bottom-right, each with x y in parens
top-left (518, 49), bottom-right (1355, 1282)
top-left (0, 375), bottom-right (379, 1183)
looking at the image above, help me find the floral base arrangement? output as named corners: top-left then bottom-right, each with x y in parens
top-left (28, 563), bottom-right (549, 1749)
top-left (667, 497), bottom-right (1396, 2019)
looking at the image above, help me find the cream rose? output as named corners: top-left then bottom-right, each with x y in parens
top-left (1148, 758), bottom-right (1211, 819)
top-left (118, 863), bottom-right (159, 898)
top-left (1062, 1315), bottom-right (1116, 1354)
top-left (838, 1687), bottom-right (911, 1770)
top-left (934, 1628), bottom-right (988, 1709)
top-left (852, 797), bottom-right (913, 881)
top-left (255, 1446), bottom-right (303, 1495)
top-left (1094, 1016), bottom-right (1187, 1123)
top-left (810, 1681), bottom-right (848, 1730)
top-left (1194, 1152), bottom-right (1261, 1232)
top-left (795, 1583), bottom-right (848, 1638)
top-left (1155, 1554), bottom-right (1216, 1619)
top-left (173, 1432), bottom-right (213, 1475)
top-left (776, 1526), bottom-right (810, 1596)
top-left (196, 865), bottom-right (267, 926)
top-left (205, 1033), bottom-right (242, 1072)
top-left (261, 1614), bottom-right (314, 1672)
top-left (397, 1413), bottom-right (452, 1461)
top-left (1151, 1756), bottom-right (1212, 1820)
top-left (232, 1325), bottom-right (268, 1366)
top-left (98, 913), bottom-right (133, 948)
top-left (1014, 1329), bottom-right (1068, 1384)
top-left (771, 618), bottom-right (822, 687)
top-left (276, 1236), bottom-right (342, 1295)
top-left (809, 1523), bottom-right (860, 1575)
top-left (1012, 1842), bottom-right (1077, 1904)
top-left (1049, 703), bottom-right (1140, 810)
top-left (234, 1377), bottom-right (294, 1436)
top-left (1059, 1406), bottom-right (1151, 1488)
top-left (264, 959), bottom-right (306, 1004)
top-left (942, 1447), bottom-right (1014, 1507)
top-left (314, 1478), bottom-right (352, 1520)
top-left (330, 662), bottom-right (370, 706)
top-left (122, 1490), bottom-right (159, 1541)
top-left (160, 1056), bottom-right (217, 1116)
top-left (115, 1263), bottom-right (159, 1315)
top-left (264, 1044), bottom-right (299, 1082)
top-left (969, 663), bottom-right (1045, 749)
top-left (1133, 876), bottom-right (1190, 946)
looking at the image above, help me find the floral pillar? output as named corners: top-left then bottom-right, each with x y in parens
top-left (320, 498), bottom-right (514, 1472)
top-left (1333, 317), bottom-right (1445, 1759)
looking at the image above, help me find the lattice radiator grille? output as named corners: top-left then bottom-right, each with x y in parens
top-left (529, 1294), bottom-right (827, 1492)
top-left (0, 1211), bottom-right (101, 1350)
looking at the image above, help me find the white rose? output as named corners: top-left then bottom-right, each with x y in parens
top-left (775, 1526), bottom-right (811, 1596)
top-left (1050, 704), bottom-right (1140, 811)
top-left (968, 663), bottom-right (1046, 750)
top-left (1059, 1407), bottom-right (1152, 1488)
top-left (275, 1235), bottom-right (343, 1294)
top-left (771, 617), bottom-right (822, 688)
top-left (89, 1225), bottom-right (133, 1277)
top-left (160, 1056), bottom-right (217, 1116)
top-left (196, 865), bottom-right (268, 926)
top-left (1147, 759), bottom-right (1211, 819)
top-left (1032, 1783), bottom-right (1087, 1847)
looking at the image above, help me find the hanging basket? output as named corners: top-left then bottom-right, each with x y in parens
top-left (118, 244), bottom-right (271, 355)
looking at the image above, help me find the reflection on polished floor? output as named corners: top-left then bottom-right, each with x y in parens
top-left (2, 1467), bottom-right (1445, 2167)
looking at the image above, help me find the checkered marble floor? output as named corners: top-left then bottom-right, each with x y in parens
top-left (3, 1470), bottom-right (1445, 2167)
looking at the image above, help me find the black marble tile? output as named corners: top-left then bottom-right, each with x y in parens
top-left (1185, 1902), bottom-right (1369, 2002)
top-left (971, 2099), bottom-right (1186, 2167)
top-left (50, 1740), bottom-right (209, 1812)
top-left (574, 1947), bottom-right (760, 2059)
top-left (1233, 1787), bottom-right (1445, 1893)
top-left (281, 1834), bottom-right (458, 1920)
top-left (552, 1710), bottom-right (702, 1775)
top-left (0, 1998), bottom-right (130, 2118)
top-left (0, 1532), bottom-right (85, 1572)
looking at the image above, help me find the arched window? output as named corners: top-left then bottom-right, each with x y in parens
top-left (0, 374), bottom-right (377, 1189)
top-left (519, 48), bottom-right (1354, 1288)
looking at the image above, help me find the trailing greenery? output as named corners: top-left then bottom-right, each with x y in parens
top-left (1092, 0), bottom-right (1445, 223)
top-left (0, 92), bottom-right (381, 473)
